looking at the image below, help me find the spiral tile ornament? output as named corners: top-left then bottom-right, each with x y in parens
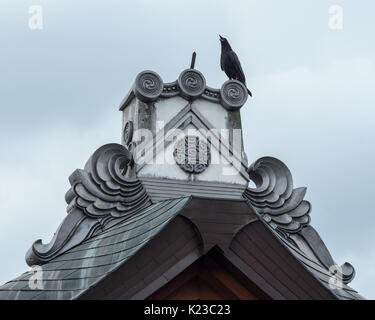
top-left (243, 156), bottom-right (356, 284)
top-left (244, 157), bottom-right (311, 234)
top-left (134, 71), bottom-right (163, 102)
top-left (178, 69), bottom-right (206, 99)
top-left (220, 80), bottom-right (248, 110)
top-left (25, 144), bottom-right (151, 266)
top-left (120, 69), bottom-right (252, 111)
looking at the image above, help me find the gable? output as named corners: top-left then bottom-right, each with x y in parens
top-left (147, 252), bottom-right (262, 300)
top-left (135, 101), bottom-right (249, 185)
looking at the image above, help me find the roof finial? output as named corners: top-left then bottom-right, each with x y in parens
top-left (190, 51), bottom-right (197, 69)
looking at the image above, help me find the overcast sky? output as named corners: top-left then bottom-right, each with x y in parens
top-left (0, 0), bottom-right (374, 299)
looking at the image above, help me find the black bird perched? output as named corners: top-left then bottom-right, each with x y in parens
top-left (219, 35), bottom-right (252, 96)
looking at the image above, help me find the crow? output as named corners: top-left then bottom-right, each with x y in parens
top-left (219, 35), bottom-right (252, 96)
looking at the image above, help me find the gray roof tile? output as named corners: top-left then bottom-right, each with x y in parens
top-left (0, 197), bottom-right (190, 300)
top-left (0, 195), bottom-right (363, 300)
top-left (271, 225), bottom-right (365, 300)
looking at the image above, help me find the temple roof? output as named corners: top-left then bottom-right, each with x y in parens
top-left (0, 69), bottom-right (364, 300)
top-left (0, 196), bottom-right (364, 300)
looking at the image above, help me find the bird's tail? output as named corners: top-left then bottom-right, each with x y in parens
top-left (247, 88), bottom-right (252, 97)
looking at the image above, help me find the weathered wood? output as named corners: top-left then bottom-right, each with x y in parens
top-left (148, 255), bottom-right (257, 300)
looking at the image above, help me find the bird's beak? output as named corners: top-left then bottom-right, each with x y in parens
top-left (219, 35), bottom-right (224, 42)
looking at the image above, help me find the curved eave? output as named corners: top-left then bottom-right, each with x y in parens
top-left (0, 196), bottom-right (364, 300)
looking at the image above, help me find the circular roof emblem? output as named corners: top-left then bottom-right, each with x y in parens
top-left (134, 71), bottom-right (163, 102)
top-left (178, 69), bottom-right (206, 99)
top-left (173, 136), bottom-right (211, 174)
top-left (123, 121), bottom-right (134, 146)
top-left (220, 80), bottom-right (248, 110)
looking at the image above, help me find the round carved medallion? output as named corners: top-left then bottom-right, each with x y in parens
top-left (134, 71), bottom-right (163, 102)
top-left (123, 121), bottom-right (134, 146)
top-left (220, 79), bottom-right (248, 110)
top-left (178, 69), bottom-right (206, 99)
top-left (173, 136), bottom-right (211, 174)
